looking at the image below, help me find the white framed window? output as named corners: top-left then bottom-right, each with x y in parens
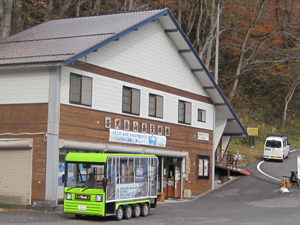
top-left (69, 73), bottom-right (92, 106)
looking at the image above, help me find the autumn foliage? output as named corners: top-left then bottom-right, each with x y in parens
top-left (1, 0), bottom-right (300, 134)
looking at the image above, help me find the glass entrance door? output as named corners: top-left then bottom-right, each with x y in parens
top-left (163, 157), bottom-right (181, 199)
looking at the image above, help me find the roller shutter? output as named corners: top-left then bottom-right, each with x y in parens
top-left (0, 149), bottom-right (32, 204)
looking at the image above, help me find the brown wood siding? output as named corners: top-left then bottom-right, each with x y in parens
top-left (0, 104), bottom-right (48, 201)
top-left (60, 104), bottom-right (213, 194)
top-left (67, 62), bottom-right (213, 105)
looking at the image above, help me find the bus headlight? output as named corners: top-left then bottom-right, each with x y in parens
top-left (66, 193), bottom-right (72, 200)
top-left (95, 195), bottom-right (103, 202)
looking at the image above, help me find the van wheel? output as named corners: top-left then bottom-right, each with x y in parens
top-left (287, 151), bottom-right (290, 158)
top-left (115, 206), bottom-right (123, 221)
top-left (281, 156), bottom-right (284, 163)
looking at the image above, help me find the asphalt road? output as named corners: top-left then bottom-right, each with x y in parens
top-left (2, 150), bottom-right (300, 225)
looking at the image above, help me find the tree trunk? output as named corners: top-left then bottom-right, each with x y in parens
top-left (281, 76), bottom-right (300, 130)
top-left (45, 0), bottom-right (54, 21)
top-left (227, 0), bottom-right (267, 103)
top-left (129, 0), bottom-right (133, 11)
top-left (204, 0), bottom-right (215, 69)
top-left (1, 0), bottom-right (13, 39)
top-left (0, 0), bottom-right (4, 39)
top-left (12, 0), bottom-right (23, 34)
top-left (177, 0), bottom-right (182, 28)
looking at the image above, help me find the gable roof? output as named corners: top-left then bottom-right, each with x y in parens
top-left (0, 8), bottom-right (247, 136)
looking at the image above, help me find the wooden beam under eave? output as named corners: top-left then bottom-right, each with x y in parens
top-left (178, 49), bottom-right (191, 53)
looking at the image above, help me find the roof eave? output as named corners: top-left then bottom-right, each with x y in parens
top-left (161, 11), bottom-right (247, 136)
top-left (0, 61), bottom-right (65, 69)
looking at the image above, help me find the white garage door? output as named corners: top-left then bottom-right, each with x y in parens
top-left (0, 149), bottom-right (32, 204)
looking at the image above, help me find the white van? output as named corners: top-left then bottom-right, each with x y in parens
top-left (263, 135), bottom-right (290, 162)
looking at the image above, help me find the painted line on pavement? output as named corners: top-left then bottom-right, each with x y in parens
top-left (257, 149), bottom-right (298, 182)
top-left (257, 161), bottom-right (281, 182)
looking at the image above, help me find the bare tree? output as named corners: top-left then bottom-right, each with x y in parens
top-left (194, 0), bottom-right (228, 69)
top-left (76, 0), bottom-right (88, 17)
top-left (0, 0), bottom-right (13, 39)
top-left (226, 0), bottom-right (300, 103)
top-left (0, 0), bottom-right (4, 38)
top-left (282, 74), bottom-right (300, 130)
top-left (12, 0), bottom-right (23, 34)
top-left (89, 0), bottom-right (101, 16)
top-left (59, 0), bottom-right (76, 17)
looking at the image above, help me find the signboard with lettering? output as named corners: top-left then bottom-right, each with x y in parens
top-left (247, 127), bottom-right (258, 136)
top-left (109, 129), bottom-right (166, 147)
top-left (198, 132), bottom-right (209, 141)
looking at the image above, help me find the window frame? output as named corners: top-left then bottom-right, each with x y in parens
top-left (198, 109), bottom-right (206, 123)
top-left (178, 100), bottom-right (191, 125)
top-left (122, 86), bottom-right (140, 115)
top-left (148, 94), bottom-right (163, 118)
top-left (197, 154), bottom-right (210, 179)
top-left (69, 73), bottom-right (92, 107)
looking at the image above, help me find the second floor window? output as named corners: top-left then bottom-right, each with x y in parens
top-left (69, 73), bottom-right (92, 106)
top-left (149, 94), bottom-right (163, 118)
top-left (178, 100), bottom-right (191, 124)
top-left (122, 86), bottom-right (140, 115)
top-left (198, 109), bottom-right (206, 122)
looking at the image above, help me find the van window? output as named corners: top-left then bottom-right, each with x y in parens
top-left (266, 140), bottom-right (281, 148)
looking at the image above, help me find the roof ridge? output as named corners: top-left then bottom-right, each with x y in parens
top-left (45, 8), bottom-right (167, 22)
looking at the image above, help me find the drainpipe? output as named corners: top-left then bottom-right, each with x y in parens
top-left (212, 104), bottom-right (216, 189)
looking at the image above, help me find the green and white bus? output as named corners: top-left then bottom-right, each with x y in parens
top-left (63, 152), bottom-right (158, 220)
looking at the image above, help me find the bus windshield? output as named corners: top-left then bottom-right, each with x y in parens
top-left (65, 162), bottom-right (105, 189)
top-left (266, 140), bottom-right (281, 148)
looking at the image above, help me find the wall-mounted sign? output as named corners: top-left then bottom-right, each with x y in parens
top-left (157, 125), bottom-right (163, 135)
top-left (124, 120), bottom-right (130, 131)
top-left (165, 127), bottom-right (170, 136)
top-left (109, 129), bottom-right (166, 147)
top-left (105, 117), bottom-right (111, 128)
top-left (198, 132), bottom-right (209, 141)
top-left (115, 119), bottom-right (121, 130)
top-left (133, 121), bottom-right (139, 132)
top-left (142, 123), bottom-right (147, 133)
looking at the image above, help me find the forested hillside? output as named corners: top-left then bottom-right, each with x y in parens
top-left (2, 0), bottom-right (300, 146)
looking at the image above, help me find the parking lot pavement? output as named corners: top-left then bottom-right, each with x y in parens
top-left (3, 158), bottom-right (300, 225)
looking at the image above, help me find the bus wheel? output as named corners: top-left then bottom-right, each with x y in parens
top-left (141, 203), bottom-right (149, 217)
top-left (115, 206), bottom-right (123, 221)
top-left (124, 205), bottom-right (132, 219)
top-left (133, 204), bottom-right (141, 218)
top-left (74, 214), bottom-right (82, 218)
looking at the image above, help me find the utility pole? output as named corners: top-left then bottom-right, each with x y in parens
top-left (214, 3), bottom-right (220, 85)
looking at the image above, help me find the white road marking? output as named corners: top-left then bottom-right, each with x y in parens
top-left (257, 161), bottom-right (281, 181)
top-left (257, 149), bottom-right (298, 182)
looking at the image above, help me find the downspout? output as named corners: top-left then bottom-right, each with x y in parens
top-left (211, 103), bottom-right (216, 189)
